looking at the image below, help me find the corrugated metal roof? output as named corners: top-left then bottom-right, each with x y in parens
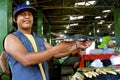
top-left (13, 0), bottom-right (120, 36)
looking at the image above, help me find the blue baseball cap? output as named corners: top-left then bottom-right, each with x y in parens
top-left (13, 4), bottom-right (36, 17)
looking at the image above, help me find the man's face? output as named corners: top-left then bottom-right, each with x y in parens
top-left (16, 10), bottom-right (33, 30)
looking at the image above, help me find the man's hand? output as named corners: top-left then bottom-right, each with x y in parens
top-left (75, 40), bottom-right (92, 49)
top-left (4, 70), bottom-right (10, 76)
top-left (57, 41), bottom-right (76, 53)
top-left (54, 40), bottom-right (92, 58)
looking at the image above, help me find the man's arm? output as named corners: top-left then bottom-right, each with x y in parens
top-left (4, 34), bottom-right (77, 66)
top-left (44, 41), bottom-right (92, 58)
top-left (44, 41), bottom-right (80, 58)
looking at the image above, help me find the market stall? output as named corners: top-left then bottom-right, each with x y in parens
top-left (69, 48), bottom-right (120, 80)
top-left (70, 67), bottom-right (120, 80)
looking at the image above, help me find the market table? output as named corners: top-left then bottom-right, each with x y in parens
top-left (79, 53), bottom-right (118, 68)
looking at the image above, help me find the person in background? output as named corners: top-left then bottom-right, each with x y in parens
top-left (108, 40), bottom-right (115, 48)
top-left (98, 32), bottom-right (112, 67)
top-left (3, 4), bottom-right (92, 80)
top-left (98, 32), bottom-right (112, 49)
top-left (0, 51), bottom-right (10, 76)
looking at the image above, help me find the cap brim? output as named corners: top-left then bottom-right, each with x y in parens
top-left (14, 7), bottom-right (36, 17)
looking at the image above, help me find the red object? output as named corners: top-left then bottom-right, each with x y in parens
top-left (79, 53), bottom-right (118, 68)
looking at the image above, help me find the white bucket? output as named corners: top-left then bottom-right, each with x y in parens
top-left (110, 55), bottom-right (120, 66)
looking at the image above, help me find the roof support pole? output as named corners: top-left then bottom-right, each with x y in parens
top-left (0, 0), bottom-right (12, 52)
top-left (0, 0), bottom-right (12, 80)
top-left (114, 8), bottom-right (120, 47)
top-left (36, 9), bottom-right (54, 44)
top-left (92, 21), bottom-right (98, 48)
top-left (46, 24), bottom-right (52, 44)
top-left (37, 9), bottom-right (43, 37)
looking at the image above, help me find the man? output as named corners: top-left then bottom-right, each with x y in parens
top-left (4, 4), bottom-right (92, 80)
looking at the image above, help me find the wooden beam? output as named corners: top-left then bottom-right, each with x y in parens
top-left (40, 5), bottom-right (114, 9)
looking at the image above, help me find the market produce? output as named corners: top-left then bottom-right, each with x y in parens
top-left (70, 67), bottom-right (120, 80)
top-left (70, 72), bottom-right (85, 80)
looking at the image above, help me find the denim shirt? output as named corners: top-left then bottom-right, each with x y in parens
top-left (5, 30), bottom-right (49, 80)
